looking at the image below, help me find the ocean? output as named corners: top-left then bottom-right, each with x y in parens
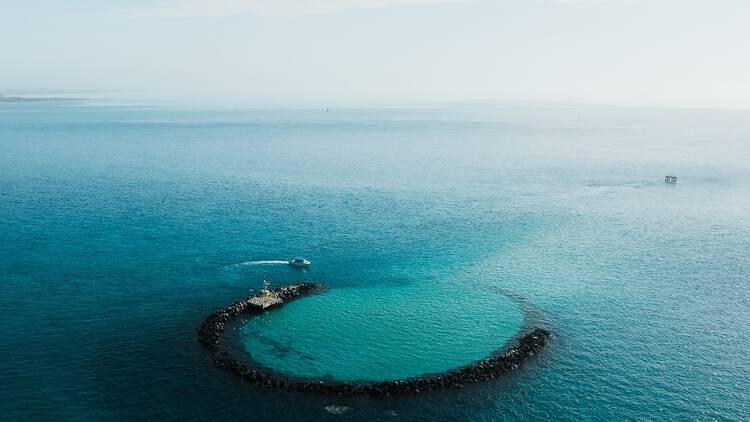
top-left (1, 101), bottom-right (748, 420)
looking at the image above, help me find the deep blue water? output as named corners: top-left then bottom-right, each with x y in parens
top-left (1, 102), bottom-right (749, 420)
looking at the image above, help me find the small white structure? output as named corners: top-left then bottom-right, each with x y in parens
top-left (249, 278), bottom-right (282, 309)
top-left (665, 175), bottom-right (678, 184)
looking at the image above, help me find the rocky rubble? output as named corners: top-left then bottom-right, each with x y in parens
top-left (197, 283), bottom-right (550, 397)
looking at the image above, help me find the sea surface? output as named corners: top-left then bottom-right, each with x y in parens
top-left (1, 101), bottom-right (748, 421)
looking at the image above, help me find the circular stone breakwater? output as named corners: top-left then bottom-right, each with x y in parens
top-left (197, 282), bottom-right (551, 397)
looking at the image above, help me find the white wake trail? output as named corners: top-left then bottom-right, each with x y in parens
top-left (237, 259), bottom-right (289, 266)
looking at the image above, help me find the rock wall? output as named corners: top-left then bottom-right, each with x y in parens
top-left (197, 283), bottom-right (551, 397)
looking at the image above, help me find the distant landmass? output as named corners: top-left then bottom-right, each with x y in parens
top-left (0, 94), bottom-right (84, 102)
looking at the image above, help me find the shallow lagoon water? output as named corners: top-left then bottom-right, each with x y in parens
top-left (240, 282), bottom-right (523, 381)
top-left (1, 102), bottom-right (749, 420)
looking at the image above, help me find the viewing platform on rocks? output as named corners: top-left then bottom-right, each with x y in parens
top-left (247, 280), bottom-right (282, 309)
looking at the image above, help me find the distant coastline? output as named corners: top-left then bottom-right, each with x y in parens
top-left (0, 94), bottom-right (84, 103)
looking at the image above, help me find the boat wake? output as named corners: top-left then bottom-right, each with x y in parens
top-left (236, 260), bottom-right (289, 266)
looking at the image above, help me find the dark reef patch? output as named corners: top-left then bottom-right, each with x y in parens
top-left (197, 282), bottom-right (550, 397)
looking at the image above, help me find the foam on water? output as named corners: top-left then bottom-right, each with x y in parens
top-left (235, 259), bottom-right (289, 266)
top-left (324, 406), bottom-right (352, 415)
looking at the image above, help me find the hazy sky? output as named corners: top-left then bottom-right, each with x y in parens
top-left (1, 0), bottom-right (749, 107)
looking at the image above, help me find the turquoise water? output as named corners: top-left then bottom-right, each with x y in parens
top-left (240, 281), bottom-right (523, 381)
top-left (1, 102), bottom-right (749, 420)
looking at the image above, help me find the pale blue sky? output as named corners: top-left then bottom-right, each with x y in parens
top-left (1, 0), bottom-right (748, 108)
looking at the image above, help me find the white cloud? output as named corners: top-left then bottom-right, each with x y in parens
top-left (118, 0), bottom-right (466, 18)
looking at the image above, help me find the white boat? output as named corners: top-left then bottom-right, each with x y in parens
top-left (288, 257), bottom-right (311, 267)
